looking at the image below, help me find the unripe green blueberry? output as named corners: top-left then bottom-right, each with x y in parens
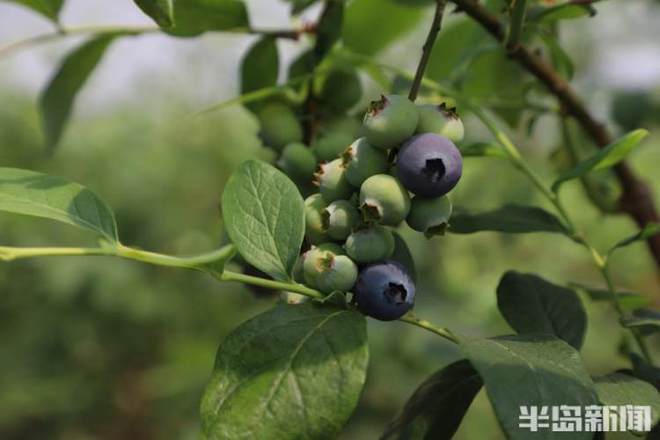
top-left (345, 225), bottom-right (395, 264)
top-left (278, 142), bottom-right (317, 183)
top-left (416, 103), bottom-right (465, 142)
top-left (362, 95), bottom-right (419, 150)
top-left (321, 199), bottom-right (360, 241)
top-left (314, 159), bottom-right (354, 202)
top-left (292, 253), bottom-right (306, 283)
top-left (320, 115), bottom-right (362, 138)
top-left (303, 243), bottom-right (358, 293)
top-left (359, 174), bottom-right (411, 226)
top-left (319, 68), bottom-right (362, 111)
top-left (342, 137), bottom-right (390, 187)
top-left (304, 194), bottom-right (330, 245)
top-left (257, 102), bottom-right (303, 151)
top-left (406, 195), bottom-right (453, 237)
top-left (312, 132), bottom-right (354, 162)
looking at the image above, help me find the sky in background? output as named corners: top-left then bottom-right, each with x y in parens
top-left (0, 0), bottom-right (659, 115)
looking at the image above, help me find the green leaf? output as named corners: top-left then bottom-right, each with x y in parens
top-left (0, 167), bottom-right (119, 241)
top-left (630, 353), bottom-right (660, 391)
top-left (533, 3), bottom-right (597, 23)
top-left (201, 302), bottom-right (369, 440)
top-left (391, 232), bottom-right (417, 283)
top-left (539, 32), bottom-right (574, 79)
top-left (570, 283), bottom-right (649, 312)
top-left (426, 19), bottom-right (489, 82)
top-left (622, 309), bottom-right (660, 335)
top-left (459, 49), bottom-right (530, 126)
top-left (166, 0), bottom-right (248, 37)
top-left (40, 34), bottom-right (120, 153)
top-left (497, 271), bottom-right (587, 349)
top-left (133, 0), bottom-right (174, 28)
top-left (609, 223), bottom-right (660, 255)
top-left (241, 37), bottom-right (279, 94)
top-left (382, 359), bottom-right (482, 440)
top-left (343, 0), bottom-right (426, 55)
top-left (314, 0), bottom-right (344, 63)
top-left (221, 160), bottom-right (304, 281)
top-left (288, 49), bottom-right (315, 81)
top-left (459, 142), bottom-right (507, 159)
top-left (595, 373), bottom-right (660, 428)
top-left (450, 204), bottom-right (569, 235)
top-left (552, 129), bottom-right (649, 192)
top-left (5, 0), bottom-right (64, 21)
top-left (458, 333), bottom-right (598, 440)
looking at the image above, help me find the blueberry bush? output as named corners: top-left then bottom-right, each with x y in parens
top-left (1, 0), bottom-right (659, 438)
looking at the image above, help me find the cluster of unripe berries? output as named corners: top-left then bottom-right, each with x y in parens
top-left (259, 89), bottom-right (464, 320)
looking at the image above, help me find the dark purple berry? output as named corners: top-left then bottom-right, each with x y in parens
top-left (396, 133), bottom-right (463, 197)
top-left (354, 261), bottom-right (415, 321)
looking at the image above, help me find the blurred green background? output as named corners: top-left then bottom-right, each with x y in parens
top-left (1, 0), bottom-right (659, 439)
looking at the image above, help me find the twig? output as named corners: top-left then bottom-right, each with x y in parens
top-left (450, 0), bottom-right (660, 270)
top-left (409, 0), bottom-right (448, 102)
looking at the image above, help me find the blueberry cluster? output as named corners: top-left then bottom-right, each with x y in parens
top-left (266, 92), bottom-right (464, 321)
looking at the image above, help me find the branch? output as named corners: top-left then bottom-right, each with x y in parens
top-left (409, 0), bottom-right (448, 101)
top-left (0, 243), bottom-right (460, 344)
top-left (450, 0), bottom-right (660, 270)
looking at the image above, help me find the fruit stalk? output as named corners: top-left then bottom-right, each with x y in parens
top-left (408, 0), bottom-right (448, 102)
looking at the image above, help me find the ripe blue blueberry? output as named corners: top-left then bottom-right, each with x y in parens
top-left (304, 194), bottom-right (330, 245)
top-left (314, 159), bottom-right (354, 202)
top-left (345, 224), bottom-right (395, 264)
top-left (303, 243), bottom-right (358, 294)
top-left (362, 95), bottom-right (419, 150)
top-left (396, 133), bottom-right (463, 197)
top-left (406, 195), bottom-right (453, 237)
top-left (359, 174), bottom-right (411, 226)
top-left (322, 199), bottom-right (360, 241)
top-left (342, 137), bottom-right (390, 187)
top-left (416, 103), bottom-right (464, 142)
top-left (354, 261), bottom-right (416, 321)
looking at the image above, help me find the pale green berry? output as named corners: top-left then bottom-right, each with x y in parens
top-left (359, 174), bottom-right (411, 226)
top-left (362, 94), bottom-right (419, 150)
top-left (314, 159), bottom-right (354, 202)
top-left (416, 104), bottom-right (464, 142)
top-left (303, 243), bottom-right (358, 293)
top-left (312, 132), bottom-right (354, 162)
top-left (278, 142), bottom-right (317, 183)
top-left (322, 199), bottom-right (360, 241)
top-left (319, 68), bottom-right (362, 111)
top-left (345, 225), bottom-right (395, 264)
top-left (257, 102), bottom-right (303, 151)
top-left (406, 195), bottom-right (453, 237)
top-left (304, 194), bottom-right (329, 245)
top-left (342, 137), bottom-right (389, 187)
